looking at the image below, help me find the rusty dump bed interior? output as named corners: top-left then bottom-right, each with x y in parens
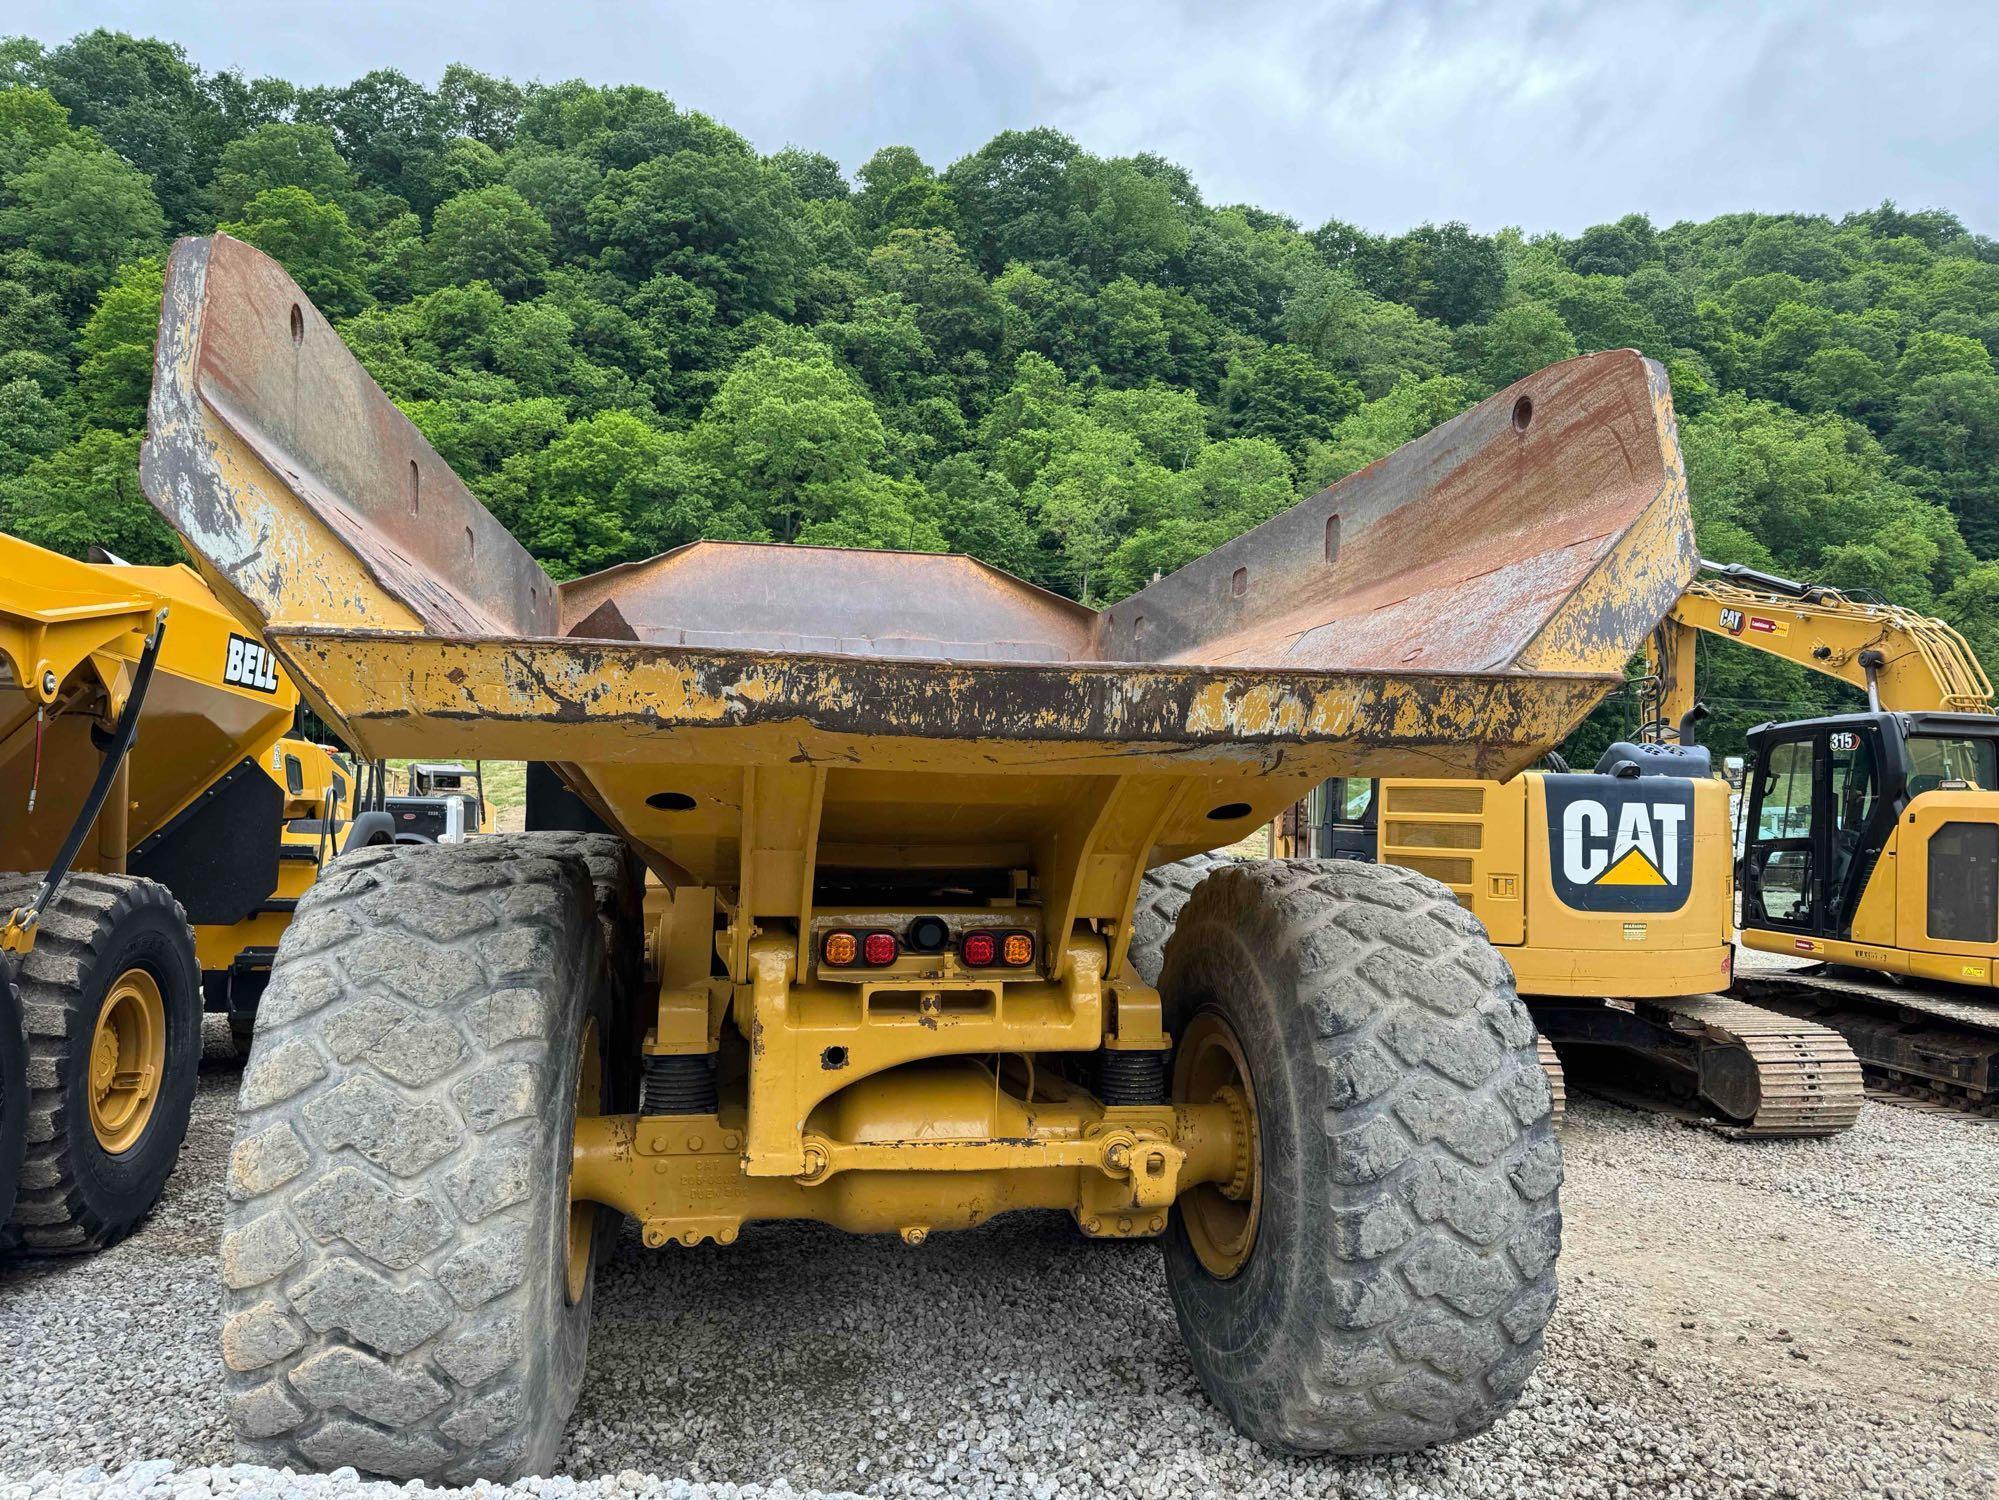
top-left (143, 235), bottom-right (1695, 891)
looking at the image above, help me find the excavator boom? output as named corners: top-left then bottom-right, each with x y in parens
top-left (1644, 563), bottom-right (1993, 734)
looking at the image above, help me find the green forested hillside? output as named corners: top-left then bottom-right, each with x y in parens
top-left (4, 30), bottom-right (1998, 754)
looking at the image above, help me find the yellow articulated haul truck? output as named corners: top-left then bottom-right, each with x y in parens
top-left (0, 531), bottom-right (354, 1251)
top-left (144, 235), bottom-right (1699, 1481)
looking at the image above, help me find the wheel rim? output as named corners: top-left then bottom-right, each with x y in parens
top-left (89, 968), bottom-right (166, 1155)
top-left (1174, 1007), bottom-right (1260, 1278)
top-left (566, 1018), bottom-right (601, 1305)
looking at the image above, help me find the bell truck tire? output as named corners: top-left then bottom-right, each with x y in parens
top-left (0, 961), bottom-right (26, 1236)
top-left (1155, 858), bottom-right (1562, 1455)
top-left (510, 831), bottom-right (645, 1110)
top-left (0, 871), bottom-right (203, 1254)
top-left (1125, 851), bottom-right (1234, 988)
top-left (218, 836), bottom-right (618, 1484)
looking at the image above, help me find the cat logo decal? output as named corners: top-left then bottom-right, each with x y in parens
top-left (1544, 777), bottom-right (1695, 914)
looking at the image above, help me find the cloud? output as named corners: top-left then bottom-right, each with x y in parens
top-left (14, 0), bottom-right (1997, 233)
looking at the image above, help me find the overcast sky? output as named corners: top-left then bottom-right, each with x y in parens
top-left (14, 1), bottom-right (1998, 236)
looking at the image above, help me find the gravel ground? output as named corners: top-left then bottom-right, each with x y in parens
top-left (2, 1020), bottom-right (1995, 1500)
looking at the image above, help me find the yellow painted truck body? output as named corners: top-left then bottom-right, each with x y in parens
top-left (143, 234), bottom-right (1701, 1478)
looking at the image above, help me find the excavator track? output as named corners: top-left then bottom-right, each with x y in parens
top-left (1733, 963), bottom-right (1999, 1118)
top-left (1527, 994), bottom-right (1864, 1139)
top-left (1641, 996), bottom-right (1866, 1137)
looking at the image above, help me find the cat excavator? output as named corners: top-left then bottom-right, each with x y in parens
top-left (1648, 563), bottom-right (1999, 1115)
top-left (1230, 562), bottom-right (1997, 1131)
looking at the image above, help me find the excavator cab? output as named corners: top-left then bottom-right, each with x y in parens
top-left (1741, 711), bottom-right (1999, 973)
top-left (1298, 776), bottom-right (1379, 861)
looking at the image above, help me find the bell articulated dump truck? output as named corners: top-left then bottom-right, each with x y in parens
top-left (0, 531), bottom-right (353, 1252)
top-left (143, 235), bottom-right (1698, 1482)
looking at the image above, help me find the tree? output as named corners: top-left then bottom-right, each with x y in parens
top-left (588, 150), bottom-right (808, 318)
top-left (1940, 561), bottom-right (1999, 675)
top-left (0, 427), bottom-right (174, 561)
top-left (1090, 384), bottom-right (1208, 470)
top-left (73, 258), bottom-right (162, 431)
top-left (1178, 437), bottom-right (1294, 531)
top-left (794, 472), bottom-right (945, 552)
top-left (1379, 222), bottom-right (1505, 326)
top-left (1217, 345), bottom-right (1362, 456)
top-left (1067, 156), bottom-right (1188, 282)
top-left (210, 123), bottom-right (356, 221)
top-left (1298, 376), bottom-right (1476, 489)
top-left (296, 68), bottom-right (453, 213)
top-left (428, 185), bottom-right (553, 299)
top-left (1024, 421), bottom-right (1171, 602)
top-left (0, 26), bottom-right (1993, 715)
top-left (976, 352), bottom-right (1084, 490)
top-left (854, 146), bottom-right (954, 238)
top-left (521, 409), bottom-right (669, 575)
top-left (1683, 395), bottom-right (1972, 593)
top-left (1, 143), bottom-right (165, 299)
top-left (1889, 370), bottom-right (1999, 552)
top-left (679, 338), bottom-right (894, 540)
top-left (0, 375), bottom-right (68, 476)
top-left (220, 187), bottom-right (371, 318)
top-left (437, 64), bottom-right (524, 150)
top-left (944, 128), bottom-right (1082, 273)
top-left (1896, 331), bottom-right (1994, 386)
top-left (923, 455), bottom-right (1040, 577)
top-left (29, 30), bottom-right (217, 228)
top-left (864, 228), bottom-right (1001, 393)
top-left (505, 149), bottom-right (603, 259)
top-left (1565, 217), bottom-right (1655, 277)
top-left (1284, 274), bottom-right (1453, 397)
top-left (0, 87), bottom-right (74, 178)
top-left (1790, 345), bottom-right (1885, 419)
top-left (1463, 302), bottom-right (1577, 392)
top-left (768, 147), bottom-right (848, 203)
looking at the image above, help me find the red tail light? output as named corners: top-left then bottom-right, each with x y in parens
top-left (960, 931), bottom-right (998, 967)
top-left (862, 931), bottom-right (899, 967)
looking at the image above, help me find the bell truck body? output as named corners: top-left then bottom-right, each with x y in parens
top-left (141, 235), bottom-right (1697, 1483)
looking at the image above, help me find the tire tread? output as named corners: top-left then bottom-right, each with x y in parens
top-left (220, 834), bottom-right (627, 1484)
top-left (1158, 857), bottom-right (1561, 1455)
top-left (0, 871), bottom-right (200, 1252)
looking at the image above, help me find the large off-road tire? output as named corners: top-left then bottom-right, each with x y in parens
top-left (510, 832), bottom-right (644, 1109)
top-left (1157, 858), bottom-right (1562, 1455)
top-left (1126, 852), bottom-right (1234, 986)
top-left (218, 837), bottom-right (614, 1484)
top-left (0, 872), bottom-right (202, 1253)
top-left (0, 967), bottom-right (25, 1235)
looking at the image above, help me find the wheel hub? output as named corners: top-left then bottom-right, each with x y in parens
top-left (89, 968), bottom-right (165, 1155)
top-left (1173, 1008), bottom-right (1260, 1278)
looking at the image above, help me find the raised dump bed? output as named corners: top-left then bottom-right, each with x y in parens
top-left (145, 235), bottom-right (1695, 1484)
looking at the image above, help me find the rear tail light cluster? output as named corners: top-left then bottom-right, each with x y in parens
top-left (821, 929), bottom-right (900, 968)
top-left (963, 929), bottom-right (1034, 968)
top-left (819, 925), bottom-right (1036, 970)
